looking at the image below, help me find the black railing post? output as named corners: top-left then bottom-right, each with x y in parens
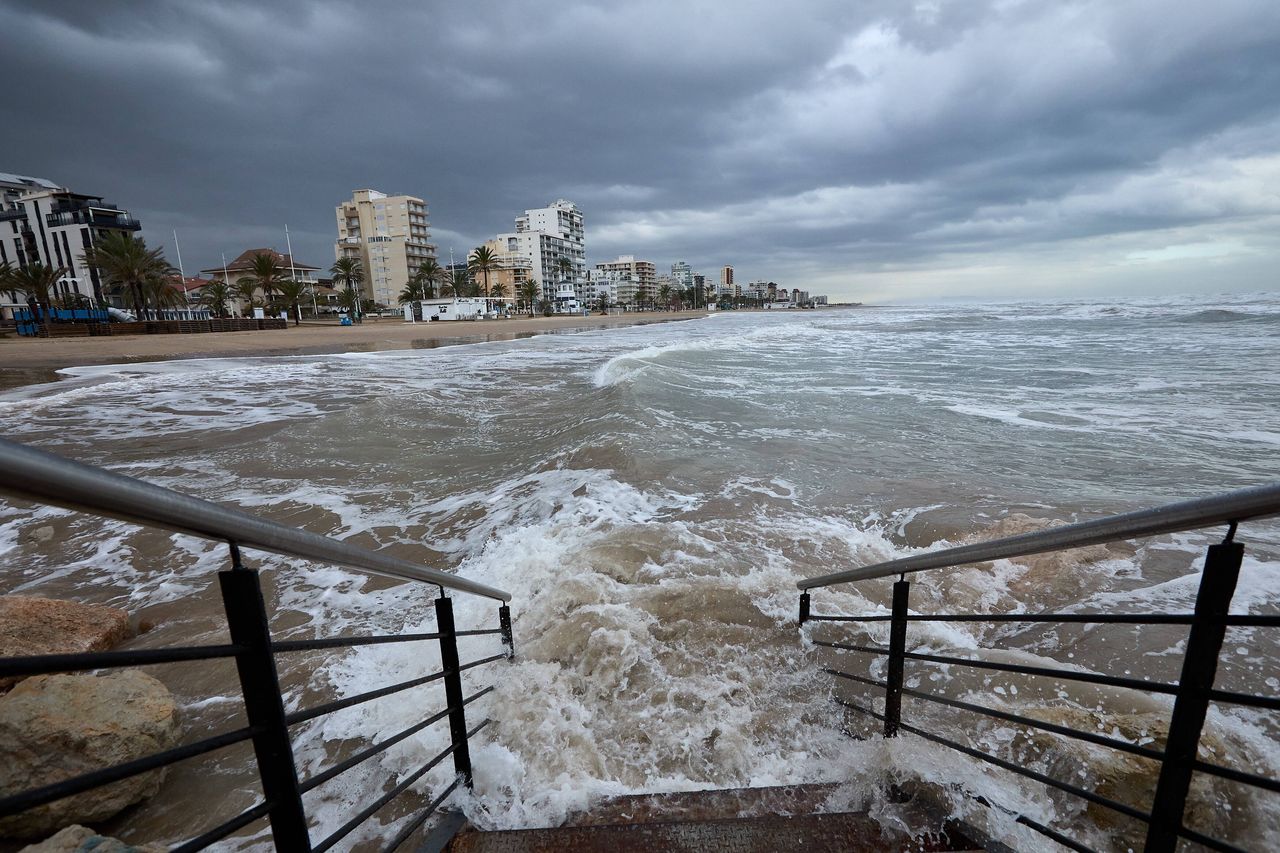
top-left (499, 604), bottom-right (515, 660)
top-left (219, 547), bottom-right (311, 851)
top-left (1145, 532), bottom-right (1244, 852)
top-left (435, 595), bottom-right (473, 787)
top-left (884, 577), bottom-right (911, 738)
top-left (799, 592), bottom-right (810, 625)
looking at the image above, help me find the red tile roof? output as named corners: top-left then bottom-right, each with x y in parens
top-left (199, 248), bottom-right (321, 276)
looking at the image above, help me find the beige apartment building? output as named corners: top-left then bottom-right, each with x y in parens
top-left (595, 255), bottom-right (657, 305)
top-left (334, 189), bottom-right (435, 306)
top-left (475, 237), bottom-right (533, 300)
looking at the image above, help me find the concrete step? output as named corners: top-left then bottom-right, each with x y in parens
top-left (441, 784), bottom-right (982, 853)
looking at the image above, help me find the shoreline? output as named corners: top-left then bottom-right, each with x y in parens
top-left (0, 311), bottom-right (708, 389)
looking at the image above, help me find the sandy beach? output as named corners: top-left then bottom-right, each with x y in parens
top-left (0, 311), bottom-right (707, 388)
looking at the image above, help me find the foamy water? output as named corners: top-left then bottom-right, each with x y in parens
top-left (1, 292), bottom-right (1279, 850)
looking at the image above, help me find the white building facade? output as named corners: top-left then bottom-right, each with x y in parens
top-left (491, 200), bottom-right (585, 304)
top-left (0, 172), bottom-right (143, 310)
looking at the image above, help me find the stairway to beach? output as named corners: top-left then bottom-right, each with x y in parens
top-left (433, 784), bottom-right (984, 852)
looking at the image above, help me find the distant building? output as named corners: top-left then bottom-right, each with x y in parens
top-left (596, 255), bottom-right (656, 306)
top-left (199, 248), bottom-right (322, 316)
top-left (586, 268), bottom-right (634, 308)
top-left (720, 265), bottom-right (734, 294)
top-left (0, 172), bottom-right (142, 310)
top-left (335, 189), bottom-right (435, 307)
top-left (490, 200), bottom-right (585, 304)
top-left (671, 260), bottom-right (693, 290)
top-left (474, 237), bottom-right (533, 302)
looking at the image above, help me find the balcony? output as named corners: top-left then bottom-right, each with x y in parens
top-left (44, 210), bottom-right (141, 230)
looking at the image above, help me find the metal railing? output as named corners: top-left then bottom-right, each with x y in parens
top-left (0, 437), bottom-right (513, 851)
top-left (798, 482), bottom-right (1280, 853)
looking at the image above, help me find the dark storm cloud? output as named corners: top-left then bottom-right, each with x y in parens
top-left (2, 0), bottom-right (1278, 299)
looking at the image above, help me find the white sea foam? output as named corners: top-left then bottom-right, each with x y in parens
top-left (3, 294), bottom-right (1279, 849)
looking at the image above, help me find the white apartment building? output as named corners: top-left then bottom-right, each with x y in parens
top-left (583, 268), bottom-right (629, 308)
top-left (0, 172), bottom-right (143, 310)
top-left (671, 260), bottom-right (692, 290)
top-left (491, 200), bottom-right (585, 303)
top-left (595, 255), bottom-right (656, 306)
top-left (335, 189), bottom-right (435, 307)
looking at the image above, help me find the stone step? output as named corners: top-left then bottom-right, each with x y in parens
top-left (446, 810), bottom-right (977, 853)
top-left (440, 784), bottom-right (982, 853)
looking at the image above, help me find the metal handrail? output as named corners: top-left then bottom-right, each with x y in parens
top-left (0, 437), bottom-right (510, 602)
top-left (799, 482), bottom-right (1280, 589)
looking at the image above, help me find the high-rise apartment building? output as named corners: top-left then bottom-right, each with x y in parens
top-left (335, 189), bottom-right (435, 306)
top-left (0, 172), bottom-right (142, 307)
top-left (491, 200), bottom-right (585, 302)
top-left (720, 265), bottom-right (734, 290)
top-left (671, 260), bottom-right (692, 290)
top-left (596, 255), bottom-right (656, 305)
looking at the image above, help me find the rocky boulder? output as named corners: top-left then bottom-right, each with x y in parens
top-left (0, 670), bottom-right (180, 839)
top-left (20, 824), bottom-right (165, 852)
top-left (0, 596), bottom-right (134, 691)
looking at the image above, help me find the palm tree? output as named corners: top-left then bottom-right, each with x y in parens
top-left (330, 257), bottom-right (364, 323)
top-left (398, 279), bottom-right (425, 305)
top-left (557, 257), bottom-right (573, 282)
top-left (658, 284), bottom-right (672, 310)
top-left (275, 279), bottom-right (308, 326)
top-left (468, 246), bottom-right (499, 299)
top-left (417, 256), bottom-right (448, 298)
top-left (337, 285), bottom-right (360, 315)
top-left (519, 277), bottom-right (539, 316)
top-left (451, 268), bottom-right (470, 299)
top-left (200, 280), bottom-right (232, 318)
top-left (489, 279), bottom-right (507, 304)
top-left (244, 252), bottom-right (288, 304)
top-left (233, 279), bottom-right (260, 317)
top-left (6, 262), bottom-right (65, 310)
top-left (596, 293), bottom-right (610, 315)
top-left (81, 233), bottom-right (173, 318)
top-left (413, 258), bottom-right (444, 301)
top-left (142, 274), bottom-right (187, 313)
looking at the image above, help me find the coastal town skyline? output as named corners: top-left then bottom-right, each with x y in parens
top-left (2, 2), bottom-right (1277, 303)
top-left (2, 170), bottom-right (831, 316)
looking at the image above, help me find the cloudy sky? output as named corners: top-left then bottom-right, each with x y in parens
top-left (2, 0), bottom-right (1278, 302)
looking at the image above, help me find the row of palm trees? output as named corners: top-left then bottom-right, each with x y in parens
top-left (0, 232), bottom-right (187, 318)
top-left (1, 233), bottom-right (330, 326)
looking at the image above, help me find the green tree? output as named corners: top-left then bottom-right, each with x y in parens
top-left (596, 293), bottom-right (610, 314)
top-left (489, 279), bottom-right (507, 304)
top-left (451, 268), bottom-right (471, 298)
top-left (233, 279), bottom-right (260, 316)
top-left (275, 279), bottom-right (308, 326)
top-left (557, 257), bottom-right (573, 282)
top-left (519, 277), bottom-right (539, 315)
top-left (6, 262), bottom-right (65, 309)
top-left (243, 252), bottom-right (288, 304)
top-left (468, 245), bottom-right (499, 299)
top-left (200, 280), bottom-right (232, 318)
top-left (0, 261), bottom-right (16, 305)
top-left (81, 232), bottom-right (173, 317)
top-left (398, 280), bottom-right (424, 305)
top-left (658, 284), bottom-right (672, 310)
top-left (143, 274), bottom-right (186, 312)
top-left (330, 256), bottom-right (365, 323)
top-left (413, 258), bottom-right (445, 300)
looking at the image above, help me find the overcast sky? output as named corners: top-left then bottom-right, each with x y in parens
top-left (2, 0), bottom-right (1277, 302)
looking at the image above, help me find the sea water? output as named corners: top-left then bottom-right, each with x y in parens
top-left (1, 292), bottom-right (1278, 850)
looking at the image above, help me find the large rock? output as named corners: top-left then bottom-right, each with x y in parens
top-left (20, 824), bottom-right (165, 852)
top-left (0, 596), bottom-right (134, 690)
top-left (0, 670), bottom-right (180, 839)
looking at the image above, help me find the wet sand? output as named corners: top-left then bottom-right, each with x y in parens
top-left (0, 312), bottom-right (707, 388)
